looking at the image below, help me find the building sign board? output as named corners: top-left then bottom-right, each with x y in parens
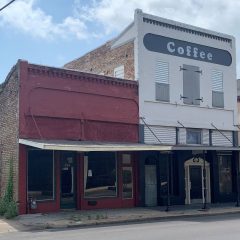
top-left (143, 33), bottom-right (232, 66)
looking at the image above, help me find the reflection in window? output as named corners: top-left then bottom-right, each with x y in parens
top-left (122, 167), bottom-right (133, 199)
top-left (28, 150), bottom-right (54, 201)
top-left (219, 155), bottom-right (232, 194)
top-left (159, 154), bottom-right (179, 197)
top-left (186, 129), bottom-right (202, 144)
top-left (84, 152), bottom-right (117, 198)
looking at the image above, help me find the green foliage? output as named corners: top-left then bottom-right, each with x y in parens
top-left (4, 201), bottom-right (18, 219)
top-left (4, 158), bottom-right (14, 203)
top-left (0, 158), bottom-right (18, 219)
top-left (0, 198), bottom-right (7, 216)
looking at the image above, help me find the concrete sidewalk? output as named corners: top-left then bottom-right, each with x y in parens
top-left (5, 203), bottom-right (240, 232)
top-left (0, 219), bottom-right (17, 234)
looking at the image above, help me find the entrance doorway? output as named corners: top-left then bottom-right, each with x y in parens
top-left (184, 158), bottom-right (211, 204)
top-left (60, 154), bottom-right (76, 209)
top-left (145, 165), bottom-right (157, 207)
top-left (189, 166), bottom-right (202, 203)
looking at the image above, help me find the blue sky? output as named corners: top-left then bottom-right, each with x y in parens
top-left (1, 0), bottom-right (240, 82)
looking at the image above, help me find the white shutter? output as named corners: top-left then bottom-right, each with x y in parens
top-left (114, 65), bottom-right (124, 79)
top-left (155, 60), bottom-right (169, 84)
top-left (202, 129), bottom-right (209, 145)
top-left (155, 60), bottom-right (170, 102)
top-left (212, 70), bottom-right (224, 108)
top-left (178, 128), bottom-right (186, 145)
top-left (144, 126), bottom-right (176, 145)
top-left (212, 130), bottom-right (233, 146)
top-left (212, 70), bottom-right (223, 92)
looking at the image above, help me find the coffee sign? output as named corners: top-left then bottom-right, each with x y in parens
top-left (143, 33), bottom-right (232, 66)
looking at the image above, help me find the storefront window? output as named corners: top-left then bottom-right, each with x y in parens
top-left (28, 150), bottom-right (54, 201)
top-left (84, 152), bottom-right (117, 198)
top-left (218, 155), bottom-right (232, 194)
top-left (122, 167), bottom-right (133, 199)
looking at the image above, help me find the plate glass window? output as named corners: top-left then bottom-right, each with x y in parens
top-left (84, 152), bottom-right (117, 198)
top-left (27, 150), bottom-right (54, 201)
top-left (186, 129), bottom-right (202, 144)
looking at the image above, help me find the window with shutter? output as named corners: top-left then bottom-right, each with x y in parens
top-left (212, 70), bottom-right (224, 108)
top-left (182, 64), bottom-right (201, 105)
top-left (114, 65), bottom-right (124, 79)
top-left (155, 60), bottom-right (169, 102)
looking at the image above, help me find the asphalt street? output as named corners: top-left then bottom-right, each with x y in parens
top-left (1, 214), bottom-right (240, 240)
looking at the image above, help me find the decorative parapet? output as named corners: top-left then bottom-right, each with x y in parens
top-left (27, 63), bottom-right (138, 89)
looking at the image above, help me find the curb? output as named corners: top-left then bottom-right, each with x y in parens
top-left (17, 209), bottom-right (240, 232)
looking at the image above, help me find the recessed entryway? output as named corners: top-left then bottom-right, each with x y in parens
top-left (60, 154), bottom-right (76, 209)
top-left (184, 158), bottom-right (211, 204)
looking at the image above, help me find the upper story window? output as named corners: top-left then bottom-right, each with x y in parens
top-left (212, 70), bottom-right (224, 108)
top-left (182, 64), bottom-right (201, 106)
top-left (114, 65), bottom-right (124, 79)
top-left (155, 60), bottom-right (170, 102)
top-left (186, 129), bottom-right (202, 144)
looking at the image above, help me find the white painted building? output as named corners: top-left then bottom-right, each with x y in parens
top-left (112, 9), bottom-right (238, 147)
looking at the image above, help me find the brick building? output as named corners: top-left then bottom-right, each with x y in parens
top-left (64, 33), bottom-right (135, 81)
top-left (1, 9), bottom-right (240, 215)
top-left (0, 60), bottom-right (140, 214)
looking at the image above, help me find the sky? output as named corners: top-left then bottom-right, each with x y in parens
top-left (1, 0), bottom-right (240, 83)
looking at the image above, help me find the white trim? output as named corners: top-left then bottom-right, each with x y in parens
top-left (110, 22), bottom-right (134, 48)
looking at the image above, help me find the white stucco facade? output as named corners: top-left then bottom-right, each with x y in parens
top-left (113, 9), bottom-right (238, 146)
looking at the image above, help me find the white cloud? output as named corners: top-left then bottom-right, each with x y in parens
top-left (1, 0), bottom-right (240, 76)
top-left (0, 0), bottom-right (87, 40)
top-left (74, 0), bottom-right (240, 77)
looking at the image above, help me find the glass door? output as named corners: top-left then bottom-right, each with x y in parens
top-left (60, 153), bottom-right (76, 209)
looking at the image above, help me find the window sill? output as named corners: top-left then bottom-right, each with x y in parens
top-left (145, 100), bottom-right (232, 111)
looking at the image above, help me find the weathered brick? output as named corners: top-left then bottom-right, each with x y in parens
top-left (64, 41), bottom-right (135, 80)
top-left (0, 64), bottom-right (19, 201)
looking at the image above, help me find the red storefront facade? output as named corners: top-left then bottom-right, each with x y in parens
top-left (16, 61), bottom-right (139, 214)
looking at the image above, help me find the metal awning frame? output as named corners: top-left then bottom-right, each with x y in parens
top-left (19, 139), bottom-right (240, 152)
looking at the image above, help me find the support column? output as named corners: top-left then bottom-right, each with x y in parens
top-left (236, 152), bottom-right (240, 207)
top-left (202, 150), bottom-right (208, 210)
top-left (165, 152), bottom-right (171, 212)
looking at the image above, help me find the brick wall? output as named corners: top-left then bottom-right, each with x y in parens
top-left (64, 41), bottom-right (135, 80)
top-left (19, 62), bottom-right (138, 143)
top-left (0, 64), bottom-right (19, 200)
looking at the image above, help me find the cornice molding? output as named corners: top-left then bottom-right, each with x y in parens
top-left (27, 64), bottom-right (138, 89)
